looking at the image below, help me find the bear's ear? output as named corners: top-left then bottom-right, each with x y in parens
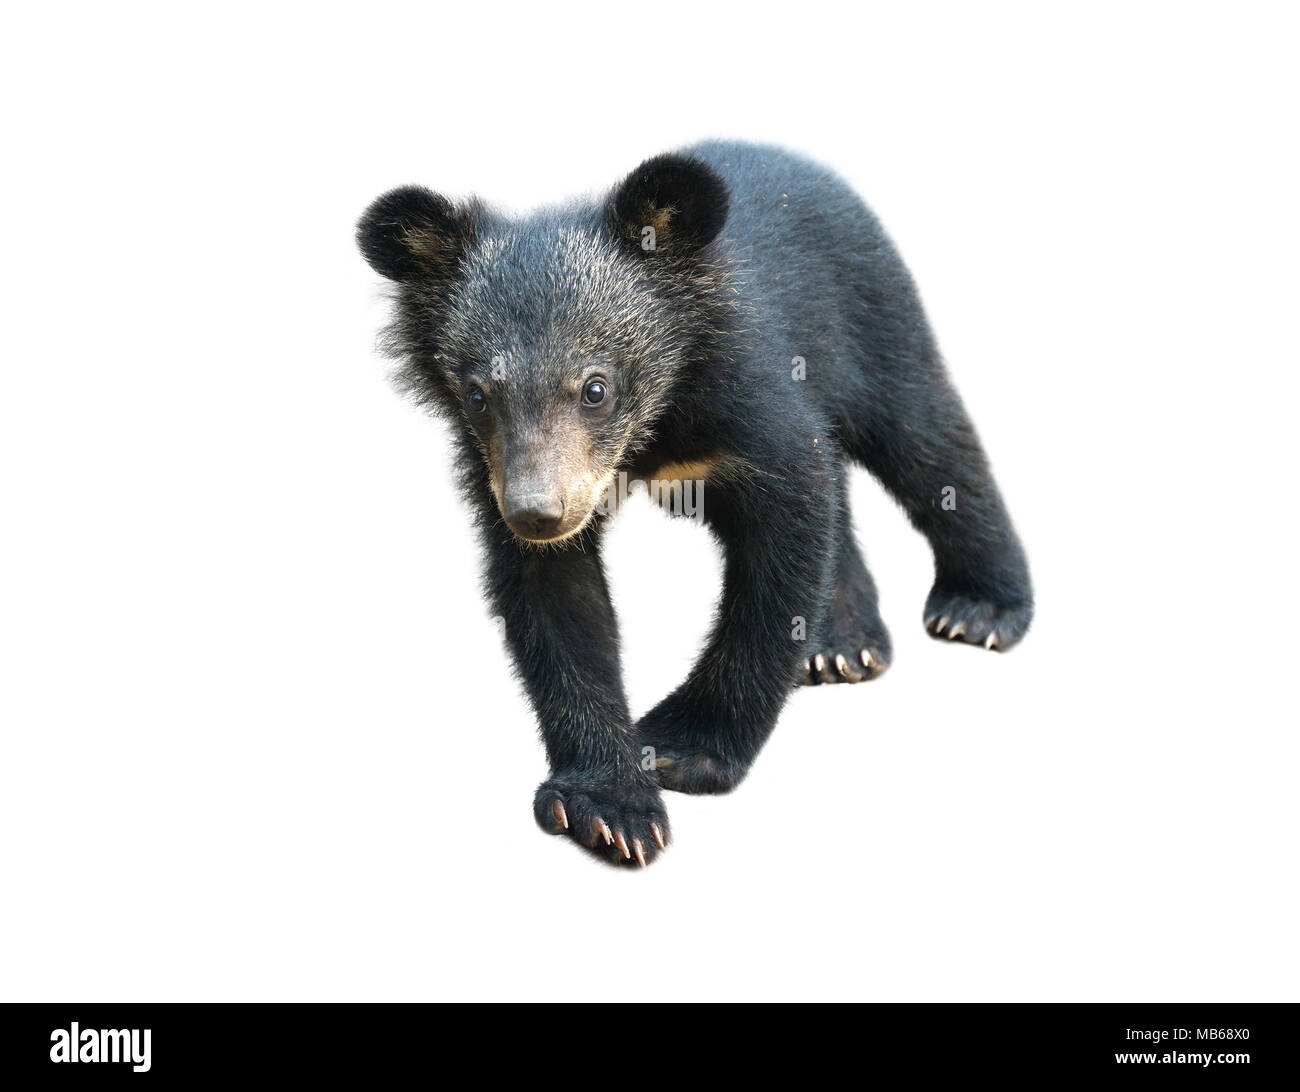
top-left (356, 185), bottom-right (475, 283)
top-left (608, 154), bottom-right (729, 255)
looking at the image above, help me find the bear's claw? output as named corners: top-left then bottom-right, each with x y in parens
top-left (534, 777), bottom-right (669, 867)
top-left (924, 590), bottom-right (1031, 652)
top-left (799, 646), bottom-right (888, 686)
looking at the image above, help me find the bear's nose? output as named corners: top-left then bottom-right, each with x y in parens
top-left (504, 493), bottom-right (566, 540)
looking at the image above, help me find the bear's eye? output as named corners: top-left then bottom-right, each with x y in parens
top-left (582, 378), bottom-right (609, 407)
top-left (466, 385), bottom-right (487, 414)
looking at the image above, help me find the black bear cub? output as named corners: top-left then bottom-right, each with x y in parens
top-left (358, 140), bottom-right (1032, 867)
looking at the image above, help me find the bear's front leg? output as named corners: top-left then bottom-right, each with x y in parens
top-left (637, 457), bottom-right (837, 794)
top-left (483, 522), bottom-right (668, 866)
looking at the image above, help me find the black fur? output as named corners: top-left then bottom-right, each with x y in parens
top-left (358, 140), bottom-right (1033, 867)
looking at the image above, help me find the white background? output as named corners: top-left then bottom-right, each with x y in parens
top-left (2, 2), bottom-right (1296, 1001)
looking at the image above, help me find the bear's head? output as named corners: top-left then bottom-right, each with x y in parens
top-left (357, 154), bottom-right (731, 544)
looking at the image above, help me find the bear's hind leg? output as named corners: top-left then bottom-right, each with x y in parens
top-left (799, 501), bottom-right (892, 685)
top-left (847, 357), bottom-right (1033, 651)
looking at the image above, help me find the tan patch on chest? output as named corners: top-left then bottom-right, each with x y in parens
top-left (629, 454), bottom-right (754, 487)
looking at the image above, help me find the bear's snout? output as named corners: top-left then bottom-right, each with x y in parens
top-left (503, 489), bottom-right (566, 541)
